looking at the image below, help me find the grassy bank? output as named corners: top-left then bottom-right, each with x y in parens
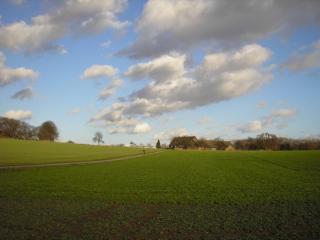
top-left (0, 138), bottom-right (155, 166)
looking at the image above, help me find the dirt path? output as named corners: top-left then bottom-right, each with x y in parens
top-left (0, 151), bottom-right (161, 170)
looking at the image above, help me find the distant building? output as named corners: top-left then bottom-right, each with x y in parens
top-left (225, 145), bottom-right (235, 151)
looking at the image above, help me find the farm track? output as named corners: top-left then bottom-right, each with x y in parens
top-left (0, 151), bottom-right (162, 170)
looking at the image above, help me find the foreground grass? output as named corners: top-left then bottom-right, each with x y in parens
top-left (0, 149), bottom-right (320, 239)
top-left (0, 138), bottom-right (155, 166)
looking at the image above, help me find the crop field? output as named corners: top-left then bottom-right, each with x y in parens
top-left (0, 138), bottom-right (155, 166)
top-left (0, 140), bottom-right (320, 239)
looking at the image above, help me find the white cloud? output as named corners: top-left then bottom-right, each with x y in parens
top-left (238, 108), bottom-right (297, 133)
top-left (124, 53), bottom-right (185, 82)
top-left (57, 46), bottom-right (68, 55)
top-left (11, 87), bottom-right (34, 100)
top-left (270, 108), bottom-right (297, 118)
top-left (282, 39), bottom-right (320, 71)
top-left (154, 128), bottom-right (189, 142)
top-left (98, 78), bottom-right (123, 100)
top-left (91, 107), bottom-right (151, 135)
top-left (81, 64), bottom-right (123, 100)
top-left (120, 0), bottom-right (320, 58)
top-left (92, 44), bottom-right (272, 135)
top-left (133, 122), bottom-right (152, 134)
top-left (0, 0), bottom-right (129, 53)
top-left (111, 44), bottom-right (272, 118)
top-left (81, 65), bottom-right (118, 79)
top-left (0, 52), bottom-right (38, 86)
top-left (101, 40), bottom-right (111, 48)
top-left (238, 120), bottom-right (263, 133)
top-left (4, 110), bottom-right (32, 120)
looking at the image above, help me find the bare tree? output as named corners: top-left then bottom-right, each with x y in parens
top-left (0, 117), bottom-right (36, 140)
top-left (0, 118), bottom-right (21, 138)
top-left (93, 131), bottom-right (104, 144)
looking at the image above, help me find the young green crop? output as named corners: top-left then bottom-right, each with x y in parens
top-left (0, 141), bottom-right (319, 239)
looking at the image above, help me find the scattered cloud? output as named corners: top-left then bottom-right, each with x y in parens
top-left (105, 44), bottom-right (272, 120)
top-left (238, 108), bottom-right (297, 133)
top-left (0, 0), bottom-right (129, 53)
top-left (98, 78), bottom-right (123, 100)
top-left (90, 107), bottom-right (151, 135)
top-left (81, 64), bottom-right (123, 100)
top-left (2, 0), bottom-right (317, 142)
top-left (133, 122), bottom-right (152, 134)
top-left (124, 52), bottom-right (185, 81)
top-left (101, 40), bottom-right (112, 48)
top-left (120, 0), bottom-right (320, 58)
top-left (3, 110), bottom-right (32, 120)
top-left (282, 39), bottom-right (320, 71)
top-left (238, 120), bottom-right (263, 133)
top-left (270, 108), bottom-right (297, 118)
top-left (57, 46), bottom-right (68, 55)
top-left (154, 128), bottom-right (189, 142)
top-left (11, 87), bottom-right (34, 100)
top-left (81, 64), bottom-right (118, 79)
top-left (0, 52), bottom-right (38, 86)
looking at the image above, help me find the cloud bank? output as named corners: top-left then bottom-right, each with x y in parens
top-left (93, 44), bottom-right (272, 134)
top-left (0, 0), bottom-right (129, 53)
top-left (122, 44), bottom-right (271, 116)
top-left (120, 0), bottom-right (320, 58)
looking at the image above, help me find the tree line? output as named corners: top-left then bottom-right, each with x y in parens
top-left (234, 133), bottom-right (320, 151)
top-left (161, 132), bottom-right (320, 150)
top-left (0, 117), bottom-right (59, 141)
top-left (2, 117), bottom-right (319, 151)
top-left (166, 136), bottom-right (231, 150)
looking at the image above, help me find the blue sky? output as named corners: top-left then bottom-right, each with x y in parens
top-left (1, 0), bottom-right (320, 145)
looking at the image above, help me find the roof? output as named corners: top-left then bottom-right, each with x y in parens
top-left (169, 136), bottom-right (199, 148)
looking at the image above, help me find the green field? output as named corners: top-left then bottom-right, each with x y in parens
top-left (0, 140), bottom-right (320, 239)
top-left (0, 138), bottom-right (155, 166)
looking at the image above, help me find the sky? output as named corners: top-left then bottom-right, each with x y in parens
top-left (1, 0), bottom-right (320, 145)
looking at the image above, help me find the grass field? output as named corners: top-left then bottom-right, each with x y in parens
top-left (0, 138), bottom-right (155, 166)
top-left (0, 140), bottom-right (320, 239)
